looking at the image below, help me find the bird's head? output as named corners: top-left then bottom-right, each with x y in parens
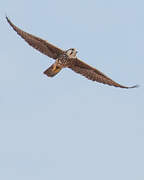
top-left (66, 48), bottom-right (78, 58)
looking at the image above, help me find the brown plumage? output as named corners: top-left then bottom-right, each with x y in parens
top-left (6, 16), bottom-right (138, 89)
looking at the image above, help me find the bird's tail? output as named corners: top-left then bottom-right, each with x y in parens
top-left (43, 63), bottom-right (62, 77)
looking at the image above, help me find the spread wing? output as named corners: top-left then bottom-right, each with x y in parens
top-left (69, 58), bottom-right (138, 89)
top-left (6, 16), bottom-right (64, 59)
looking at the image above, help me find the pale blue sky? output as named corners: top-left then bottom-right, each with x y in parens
top-left (0, 0), bottom-right (144, 179)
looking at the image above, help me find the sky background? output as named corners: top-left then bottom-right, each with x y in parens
top-left (0, 0), bottom-right (144, 179)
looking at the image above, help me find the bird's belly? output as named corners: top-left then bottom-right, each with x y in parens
top-left (56, 58), bottom-right (70, 68)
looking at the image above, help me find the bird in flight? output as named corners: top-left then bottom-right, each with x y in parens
top-left (6, 16), bottom-right (138, 89)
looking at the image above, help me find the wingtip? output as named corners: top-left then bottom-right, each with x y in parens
top-left (5, 13), bottom-right (8, 19)
top-left (5, 15), bottom-right (10, 23)
top-left (128, 84), bottom-right (139, 89)
top-left (5, 15), bottom-right (14, 28)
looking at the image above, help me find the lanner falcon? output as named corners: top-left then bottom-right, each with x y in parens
top-left (6, 16), bottom-right (138, 89)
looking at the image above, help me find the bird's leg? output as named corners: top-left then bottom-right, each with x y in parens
top-left (52, 64), bottom-right (61, 74)
top-left (52, 63), bottom-right (57, 71)
top-left (43, 63), bottom-right (62, 77)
